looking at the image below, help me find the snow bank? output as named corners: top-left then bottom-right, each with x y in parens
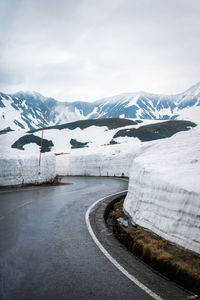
top-left (0, 149), bottom-right (56, 187)
top-left (56, 143), bottom-right (141, 177)
top-left (124, 126), bottom-right (200, 254)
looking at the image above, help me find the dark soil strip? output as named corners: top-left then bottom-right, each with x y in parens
top-left (105, 198), bottom-right (200, 297)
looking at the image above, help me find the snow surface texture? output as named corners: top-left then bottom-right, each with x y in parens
top-left (124, 126), bottom-right (200, 254)
top-left (0, 149), bottom-right (56, 187)
top-left (56, 143), bottom-right (141, 177)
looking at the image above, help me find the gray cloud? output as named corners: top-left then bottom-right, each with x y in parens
top-left (0, 0), bottom-right (200, 101)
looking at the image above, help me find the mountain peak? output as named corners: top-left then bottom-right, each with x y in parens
top-left (183, 82), bottom-right (200, 96)
top-left (12, 91), bottom-right (47, 102)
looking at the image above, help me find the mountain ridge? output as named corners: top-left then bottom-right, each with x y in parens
top-left (0, 82), bottom-right (200, 131)
top-left (7, 81), bottom-right (200, 102)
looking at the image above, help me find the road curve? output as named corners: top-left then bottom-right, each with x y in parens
top-left (0, 177), bottom-right (192, 300)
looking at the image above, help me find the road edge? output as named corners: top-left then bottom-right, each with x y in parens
top-left (85, 190), bottom-right (163, 300)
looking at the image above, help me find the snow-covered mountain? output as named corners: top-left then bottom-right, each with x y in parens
top-left (0, 91), bottom-right (94, 131)
top-left (0, 82), bottom-right (200, 131)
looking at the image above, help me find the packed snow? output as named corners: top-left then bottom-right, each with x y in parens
top-left (0, 147), bottom-right (56, 187)
top-left (124, 125), bottom-right (200, 254)
top-left (56, 142), bottom-right (141, 177)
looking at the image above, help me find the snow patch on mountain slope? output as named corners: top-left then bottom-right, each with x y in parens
top-left (0, 97), bottom-right (27, 130)
top-left (125, 95), bottom-right (140, 107)
top-left (124, 125), bottom-right (200, 254)
top-left (86, 107), bottom-right (100, 118)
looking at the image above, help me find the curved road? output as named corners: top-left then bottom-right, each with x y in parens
top-left (0, 177), bottom-right (192, 300)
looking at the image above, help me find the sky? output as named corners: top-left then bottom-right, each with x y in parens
top-left (0, 0), bottom-right (200, 102)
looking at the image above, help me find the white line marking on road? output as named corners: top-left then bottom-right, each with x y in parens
top-left (85, 190), bottom-right (163, 300)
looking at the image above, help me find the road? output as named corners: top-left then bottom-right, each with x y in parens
top-left (0, 177), bottom-right (192, 300)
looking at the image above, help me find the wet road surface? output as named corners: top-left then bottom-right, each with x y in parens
top-left (0, 177), bottom-right (192, 300)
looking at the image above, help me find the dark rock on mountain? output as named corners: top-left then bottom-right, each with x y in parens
top-left (113, 120), bottom-right (197, 142)
top-left (11, 134), bottom-right (54, 152)
top-left (30, 118), bottom-right (139, 132)
top-left (70, 139), bottom-right (89, 149)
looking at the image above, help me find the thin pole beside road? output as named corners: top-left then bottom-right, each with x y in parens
top-left (39, 111), bottom-right (46, 168)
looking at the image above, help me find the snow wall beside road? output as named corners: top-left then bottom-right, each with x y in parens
top-left (124, 127), bottom-right (200, 254)
top-left (0, 151), bottom-right (56, 187)
top-left (56, 126), bottom-right (200, 254)
top-left (55, 142), bottom-right (142, 177)
top-left (56, 151), bottom-right (134, 177)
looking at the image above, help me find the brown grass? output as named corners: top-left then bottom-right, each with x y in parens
top-left (112, 199), bottom-right (200, 296)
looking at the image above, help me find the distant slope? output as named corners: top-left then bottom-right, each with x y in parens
top-left (11, 120), bottom-right (196, 152)
top-left (30, 118), bottom-right (140, 132)
top-left (113, 120), bottom-right (197, 142)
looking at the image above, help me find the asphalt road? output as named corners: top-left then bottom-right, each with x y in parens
top-left (0, 177), bottom-right (193, 300)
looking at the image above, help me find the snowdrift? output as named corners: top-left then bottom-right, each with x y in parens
top-left (0, 149), bottom-right (56, 187)
top-left (124, 126), bottom-right (200, 254)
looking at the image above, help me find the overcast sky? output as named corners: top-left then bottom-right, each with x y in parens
top-left (0, 0), bottom-right (200, 102)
